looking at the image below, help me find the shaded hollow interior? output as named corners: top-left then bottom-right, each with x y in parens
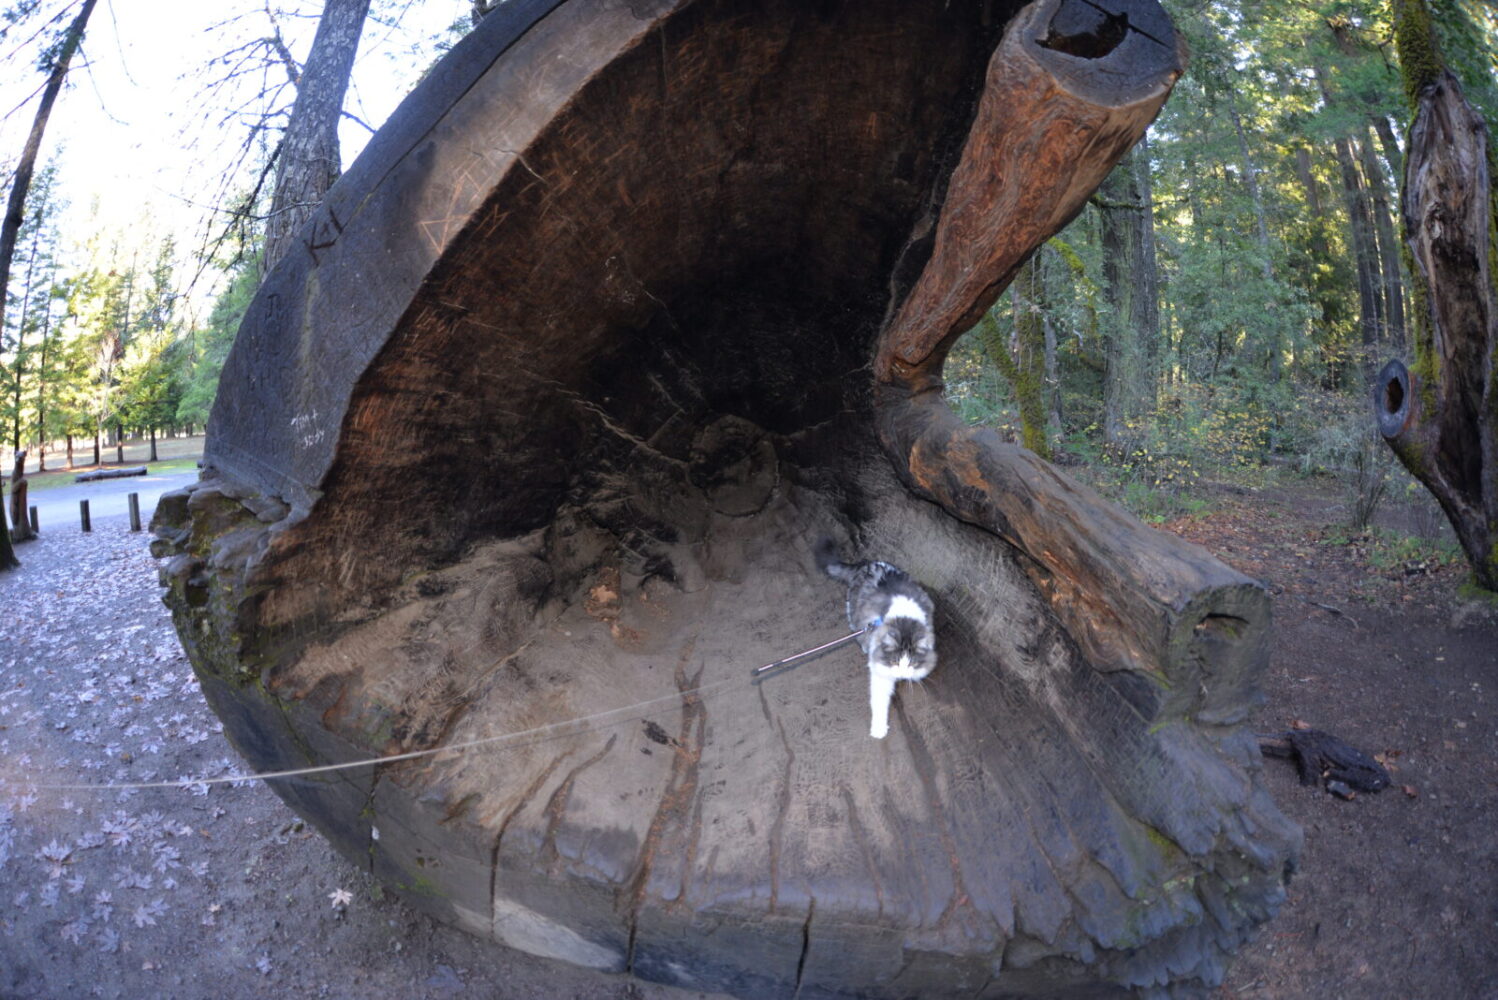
top-left (254, 0), bottom-right (1012, 628)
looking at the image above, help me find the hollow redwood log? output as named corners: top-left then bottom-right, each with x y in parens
top-left (152, 1), bottom-right (1299, 996)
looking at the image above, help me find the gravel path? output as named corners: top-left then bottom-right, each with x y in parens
top-left (0, 517), bottom-right (718, 1000)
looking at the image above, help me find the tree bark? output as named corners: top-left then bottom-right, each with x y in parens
top-left (981, 255), bottom-right (1052, 459)
top-left (0, 502), bottom-right (15, 569)
top-left (34, 299), bottom-right (52, 472)
top-left (1096, 141), bottom-right (1155, 444)
top-left (262, 0), bottom-right (372, 272)
top-left (1377, 70), bottom-right (1498, 590)
top-left (1360, 124), bottom-right (1407, 351)
top-left (1130, 133), bottom-right (1161, 389)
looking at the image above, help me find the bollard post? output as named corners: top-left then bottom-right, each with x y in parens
top-left (128, 492), bottom-right (141, 532)
top-left (28, 506), bottom-right (38, 534)
top-left (80, 499), bottom-right (91, 533)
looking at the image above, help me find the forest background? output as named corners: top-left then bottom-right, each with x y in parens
top-left (1, 0), bottom-right (1496, 580)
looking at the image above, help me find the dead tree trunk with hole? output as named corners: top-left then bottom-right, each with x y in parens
top-left (1377, 1), bottom-right (1498, 592)
top-left (153, 2), bottom-right (1299, 996)
top-left (1375, 68), bottom-right (1498, 590)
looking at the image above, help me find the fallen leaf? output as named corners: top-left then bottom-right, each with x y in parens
top-left (1402, 785), bottom-right (1419, 798)
top-left (1290, 718), bottom-right (1312, 731)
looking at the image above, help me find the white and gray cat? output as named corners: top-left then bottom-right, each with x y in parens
top-left (816, 538), bottom-right (937, 739)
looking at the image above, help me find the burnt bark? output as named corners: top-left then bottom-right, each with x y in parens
top-left (153, 2), bottom-right (1298, 996)
top-left (1377, 70), bottom-right (1498, 591)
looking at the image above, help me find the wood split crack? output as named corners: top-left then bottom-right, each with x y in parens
top-left (793, 896), bottom-right (816, 997)
top-left (540, 734), bottom-right (618, 873)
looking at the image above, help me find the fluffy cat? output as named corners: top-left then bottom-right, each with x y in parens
top-left (815, 538), bottom-right (937, 739)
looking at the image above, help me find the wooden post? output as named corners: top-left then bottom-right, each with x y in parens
top-left (128, 492), bottom-right (141, 532)
top-left (28, 506), bottom-right (37, 533)
top-left (79, 499), bottom-right (91, 533)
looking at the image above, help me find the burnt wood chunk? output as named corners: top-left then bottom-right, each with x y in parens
top-left (154, 1), bottom-right (1298, 997)
top-left (1260, 730), bottom-right (1391, 794)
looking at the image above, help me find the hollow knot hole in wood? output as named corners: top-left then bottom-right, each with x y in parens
top-left (1038, 0), bottom-right (1129, 59)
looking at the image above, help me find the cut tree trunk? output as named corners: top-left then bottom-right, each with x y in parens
top-left (152, 2), bottom-right (1298, 997)
top-left (1377, 70), bottom-right (1498, 591)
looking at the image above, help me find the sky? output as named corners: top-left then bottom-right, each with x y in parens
top-left (1, 0), bottom-right (466, 319)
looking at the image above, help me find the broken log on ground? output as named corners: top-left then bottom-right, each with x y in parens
top-left (75, 465), bottom-right (148, 483)
top-left (153, 1), bottom-right (1300, 997)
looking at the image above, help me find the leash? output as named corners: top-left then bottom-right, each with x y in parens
top-left (19, 623), bottom-right (877, 793)
top-left (751, 617), bottom-right (880, 677)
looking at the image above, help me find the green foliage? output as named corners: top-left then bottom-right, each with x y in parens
top-left (942, 0), bottom-right (1498, 541)
top-left (176, 259), bottom-right (258, 429)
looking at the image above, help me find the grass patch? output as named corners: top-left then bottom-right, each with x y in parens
top-left (10, 456), bottom-right (201, 494)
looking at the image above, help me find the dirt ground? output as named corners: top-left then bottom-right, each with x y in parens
top-left (0, 477), bottom-right (1494, 1000)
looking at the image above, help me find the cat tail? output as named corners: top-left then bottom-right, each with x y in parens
top-left (815, 536), bottom-right (858, 583)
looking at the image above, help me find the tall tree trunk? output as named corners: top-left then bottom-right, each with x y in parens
top-left (10, 214), bottom-right (43, 452)
top-left (1010, 253), bottom-right (1052, 459)
top-left (1098, 140), bottom-right (1155, 446)
top-left (0, 0), bottom-right (96, 573)
top-left (1379, 0), bottom-right (1498, 590)
top-left (1043, 309), bottom-right (1062, 436)
top-left (263, 0), bottom-right (373, 272)
top-left (1360, 125), bottom-right (1407, 351)
top-left (1130, 134), bottom-right (1161, 395)
top-left (66, 433), bottom-right (73, 470)
top-left (1333, 134), bottom-right (1385, 368)
top-left (149, 426), bottom-right (158, 462)
top-left (0, 506), bottom-right (15, 569)
top-left (1229, 101), bottom-right (1282, 380)
top-left (1371, 115), bottom-right (1404, 180)
top-left (33, 300), bottom-right (51, 472)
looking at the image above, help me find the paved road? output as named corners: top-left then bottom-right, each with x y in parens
top-left (23, 468), bottom-right (201, 532)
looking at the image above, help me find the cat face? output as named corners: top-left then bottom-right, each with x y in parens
top-left (868, 617), bottom-right (935, 681)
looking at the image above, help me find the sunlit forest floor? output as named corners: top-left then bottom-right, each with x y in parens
top-left (0, 470), bottom-right (1493, 998)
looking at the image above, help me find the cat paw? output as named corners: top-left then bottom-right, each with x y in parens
top-left (869, 723), bottom-right (888, 739)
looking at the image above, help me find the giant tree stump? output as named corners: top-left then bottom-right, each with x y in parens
top-left (153, 1), bottom-right (1299, 996)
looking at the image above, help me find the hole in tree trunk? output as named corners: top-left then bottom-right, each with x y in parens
top-left (1038, 0), bottom-right (1129, 59)
top-left (1376, 358), bottom-right (1411, 439)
